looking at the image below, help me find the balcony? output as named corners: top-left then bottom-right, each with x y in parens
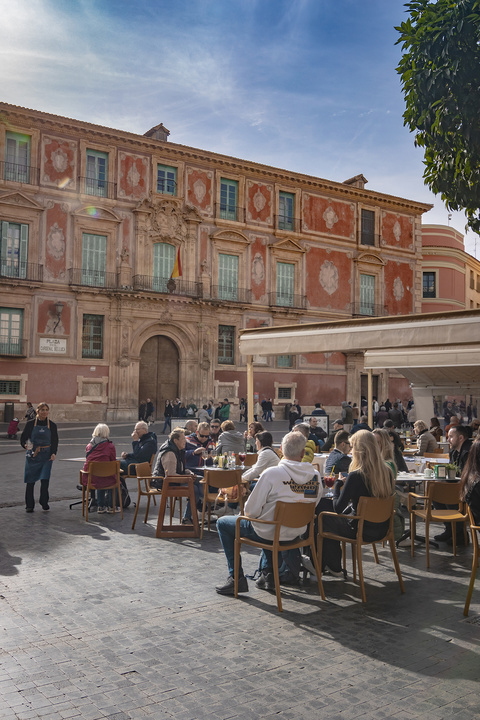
top-left (0, 262), bottom-right (43, 282)
top-left (133, 275), bottom-right (202, 298)
top-left (1, 161), bottom-right (40, 185)
top-left (211, 285), bottom-right (252, 303)
top-left (350, 302), bottom-right (388, 317)
top-left (0, 339), bottom-right (27, 357)
top-left (268, 292), bottom-right (306, 310)
top-left (275, 215), bottom-right (301, 233)
top-left (69, 268), bottom-right (117, 289)
top-left (78, 176), bottom-right (117, 199)
top-left (216, 204), bottom-right (245, 223)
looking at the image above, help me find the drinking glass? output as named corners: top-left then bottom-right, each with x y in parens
top-left (239, 452), bottom-right (246, 469)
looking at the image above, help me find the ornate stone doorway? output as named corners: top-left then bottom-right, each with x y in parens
top-left (139, 336), bottom-right (179, 420)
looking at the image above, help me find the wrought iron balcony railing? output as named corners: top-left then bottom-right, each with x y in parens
top-left (0, 262), bottom-right (43, 282)
top-left (211, 285), bottom-right (252, 303)
top-left (69, 268), bottom-right (117, 289)
top-left (132, 275), bottom-right (202, 297)
top-left (350, 302), bottom-right (388, 317)
top-left (268, 292), bottom-right (306, 310)
top-left (275, 215), bottom-right (301, 232)
top-left (1, 161), bottom-right (40, 185)
top-left (78, 176), bottom-right (117, 199)
top-left (216, 204), bottom-right (245, 223)
top-left (0, 339), bottom-right (27, 357)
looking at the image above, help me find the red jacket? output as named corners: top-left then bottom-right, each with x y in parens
top-left (82, 439), bottom-right (117, 487)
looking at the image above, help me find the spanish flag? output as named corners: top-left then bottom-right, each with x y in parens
top-left (171, 248), bottom-right (182, 278)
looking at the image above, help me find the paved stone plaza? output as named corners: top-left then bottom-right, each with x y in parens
top-left (0, 423), bottom-right (479, 719)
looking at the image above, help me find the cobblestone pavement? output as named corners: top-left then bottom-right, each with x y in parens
top-left (1, 424), bottom-right (480, 719)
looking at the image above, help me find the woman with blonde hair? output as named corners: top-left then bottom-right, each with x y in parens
top-left (320, 429), bottom-right (395, 576)
top-left (373, 428), bottom-right (397, 478)
top-left (413, 420), bottom-right (438, 456)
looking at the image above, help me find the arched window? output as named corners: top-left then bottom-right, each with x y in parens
top-left (153, 242), bottom-right (175, 291)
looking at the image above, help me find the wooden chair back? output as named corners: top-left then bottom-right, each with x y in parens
top-left (243, 453), bottom-right (258, 467)
top-left (427, 451), bottom-right (449, 458)
top-left (465, 506), bottom-right (480, 616)
top-left (204, 468), bottom-right (242, 491)
top-left (357, 495), bottom-right (395, 526)
top-left (428, 480), bottom-right (461, 506)
top-left (235, 500), bottom-right (324, 611)
top-left (83, 460), bottom-right (122, 522)
top-left (88, 460), bottom-right (120, 482)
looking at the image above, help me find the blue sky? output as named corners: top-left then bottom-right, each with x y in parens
top-left (2, 0), bottom-right (477, 255)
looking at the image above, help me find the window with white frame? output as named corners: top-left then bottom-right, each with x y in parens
top-left (359, 273), bottom-right (375, 315)
top-left (5, 132), bottom-right (30, 183)
top-left (218, 325), bottom-right (235, 364)
top-left (360, 209), bottom-right (375, 246)
top-left (1, 221), bottom-right (28, 278)
top-left (86, 149), bottom-right (108, 197)
top-left (81, 233), bottom-right (107, 287)
top-left (157, 164), bottom-right (177, 195)
top-left (218, 253), bottom-right (239, 300)
top-left (278, 191), bottom-right (294, 230)
top-left (82, 314), bottom-right (104, 359)
top-left (0, 308), bottom-right (23, 355)
top-left (276, 261), bottom-right (295, 306)
top-left (153, 242), bottom-right (176, 291)
top-left (220, 179), bottom-right (238, 221)
top-left (422, 271), bottom-right (436, 299)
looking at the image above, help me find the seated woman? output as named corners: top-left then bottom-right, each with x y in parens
top-left (242, 431), bottom-right (279, 489)
top-left (374, 428), bottom-right (404, 541)
top-left (460, 438), bottom-right (480, 525)
top-left (413, 420), bottom-right (439, 456)
top-left (216, 421), bottom-right (245, 454)
top-left (320, 429), bottom-right (395, 577)
top-left (81, 424), bottom-right (117, 514)
top-left (244, 421), bottom-right (264, 453)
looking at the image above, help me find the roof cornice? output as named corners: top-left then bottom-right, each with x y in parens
top-left (0, 101), bottom-right (433, 214)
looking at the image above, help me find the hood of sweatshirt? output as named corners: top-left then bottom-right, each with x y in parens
top-left (278, 458), bottom-right (318, 484)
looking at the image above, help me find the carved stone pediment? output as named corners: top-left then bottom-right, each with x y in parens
top-left (270, 237), bottom-right (305, 254)
top-left (0, 191), bottom-right (43, 211)
top-left (210, 229), bottom-right (250, 246)
top-left (74, 205), bottom-right (121, 222)
top-left (356, 251), bottom-right (385, 266)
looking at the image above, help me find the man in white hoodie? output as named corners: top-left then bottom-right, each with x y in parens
top-left (215, 431), bottom-right (323, 595)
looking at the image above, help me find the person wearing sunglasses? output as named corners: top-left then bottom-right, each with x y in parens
top-left (181, 421), bottom-right (216, 524)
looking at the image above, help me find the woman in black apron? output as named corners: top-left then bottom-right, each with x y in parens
top-left (20, 403), bottom-right (58, 512)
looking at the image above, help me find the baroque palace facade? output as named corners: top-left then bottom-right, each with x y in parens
top-left (0, 102), bottom-right (433, 421)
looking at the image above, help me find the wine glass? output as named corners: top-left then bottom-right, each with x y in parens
top-left (239, 452), bottom-right (246, 469)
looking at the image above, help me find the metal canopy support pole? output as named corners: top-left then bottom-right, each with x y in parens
top-left (367, 368), bottom-right (373, 429)
top-left (247, 355), bottom-right (254, 426)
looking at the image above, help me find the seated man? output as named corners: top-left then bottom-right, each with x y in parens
top-left (120, 421), bottom-right (157, 474)
top-left (324, 430), bottom-right (351, 475)
top-left (349, 415), bottom-right (372, 434)
top-left (434, 425), bottom-right (472, 544)
top-left (183, 422), bottom-right (216, 523)
top-left (241, 431), bottom-right (279, 488)
top-left (292, 422), bottom-right (317, 463)
top-left (152, 428), bottom-right (194, 480)
top-left (184, 419), bottom-right (198, 435)
top-left (322, 419), bottom-right (344, 453)
top-left (308, 416), bottom-right (326, 449)
top-left (215, 431), bottom-right (323, 595)
top-left (311, 402), bottom-right (327, 416)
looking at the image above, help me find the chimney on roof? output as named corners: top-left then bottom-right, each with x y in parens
top-left (144, 123), bottom-right (170, 142)
top-left (343, 174), bottom-right (368, 189)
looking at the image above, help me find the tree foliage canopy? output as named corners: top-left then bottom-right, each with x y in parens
top-left (396, 0), bottom-right (480, 233)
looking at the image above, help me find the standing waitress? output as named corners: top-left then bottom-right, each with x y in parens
top-left (20, 402), bottom-right (58, 512)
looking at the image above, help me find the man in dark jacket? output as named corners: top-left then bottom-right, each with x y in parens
top-left (435, 425), bottom-right (472, 544)
top-left (325, 431), bottom-right (351, 475)
top-left (322, 419), bottom-right (344, 453)
top-left (349, 415), bottom-right (372, 435)
top-left (120, 421), bottom-right (157, 473)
